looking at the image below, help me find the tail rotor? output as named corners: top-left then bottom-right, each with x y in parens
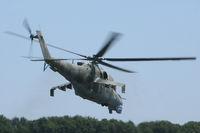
top-left (23, 18), bottom-right (34, 57)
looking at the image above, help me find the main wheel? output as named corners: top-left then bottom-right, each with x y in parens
top-left (109, 109), bottom-right (112, 114)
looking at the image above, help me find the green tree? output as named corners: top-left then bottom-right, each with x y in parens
top-left (0, 115), bottom-right (13, 133)
top-left (0, 115), bottom-right (199, 133)
top-left (138, 121), bottom-right (181, 133)
top-left (181, 121), bottom-right (200, 133)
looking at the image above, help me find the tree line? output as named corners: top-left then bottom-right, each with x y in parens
top-left (0, 115), bottom-right (199, 133)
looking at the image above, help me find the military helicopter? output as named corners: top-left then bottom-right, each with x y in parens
top-left (6, 19), bottom-right (196, 114)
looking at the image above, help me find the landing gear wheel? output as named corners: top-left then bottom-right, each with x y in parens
top-left (109, 109), bottom-right (112, 114)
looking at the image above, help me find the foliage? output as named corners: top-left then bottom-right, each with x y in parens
top-left (0, 115), bottom-right (199, 133)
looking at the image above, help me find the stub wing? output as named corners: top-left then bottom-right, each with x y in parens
top-left (94, 78), bottom-right (125, 93)
top-left (50, 82), bottom-right (72, 96)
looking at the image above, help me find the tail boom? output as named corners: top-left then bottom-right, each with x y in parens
top-left (36, 30), bottom-right (51, 60)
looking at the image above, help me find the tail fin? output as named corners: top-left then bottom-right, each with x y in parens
top-left (36, 30), bottom-right (51, 59)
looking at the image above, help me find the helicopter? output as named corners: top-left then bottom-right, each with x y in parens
top-left (6, 19), bottom-right (196, 114)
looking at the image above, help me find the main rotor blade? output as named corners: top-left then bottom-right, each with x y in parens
top-left (21, 56), bottom-right (86, 61)
top-left (23, 18), bottom-right (32, 34)
top-left (30, 58), bottom-right (86, 61)
top-left (5, 31), bottom-right (88, 58)
top-left (45, 43), bottom-right (88, 58)
top-left (103, 57), bottom-right (196, 61)
top-left (98, 61), bottom-right (135, 73)
top-left (95, 32), bottom-right (121, 57)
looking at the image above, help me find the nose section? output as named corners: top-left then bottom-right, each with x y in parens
top-left (116, 105), bottom-right (122, 114)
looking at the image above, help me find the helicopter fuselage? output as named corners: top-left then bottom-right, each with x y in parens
top-left (48, 60), bottom-right (123, 113)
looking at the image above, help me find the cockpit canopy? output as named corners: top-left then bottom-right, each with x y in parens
top-left (77, 62), bottom-right (91, 67)
top-left (77, 62), bottom-right (84, 66)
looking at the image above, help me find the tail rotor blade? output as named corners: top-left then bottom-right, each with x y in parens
top-left (23, 18), bottom-right (32, 35)
top-left (5, 31), bottom-right (30, 40)
top-left (28, 40), bottom-right (33, 57)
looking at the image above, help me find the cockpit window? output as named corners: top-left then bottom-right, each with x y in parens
top-left (103, 71), bottom-right (108, 79)
top-left (77, 62), bottom-right (84, 66)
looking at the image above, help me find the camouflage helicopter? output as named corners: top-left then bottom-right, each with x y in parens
top-left (6, 20), bottom-right (196, 114)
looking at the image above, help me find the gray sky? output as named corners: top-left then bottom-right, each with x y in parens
top-left (0, 0), bottom-right (200, 124)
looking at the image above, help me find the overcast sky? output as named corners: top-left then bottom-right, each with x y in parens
top-left (0, 0), bottom-right (200, 124)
